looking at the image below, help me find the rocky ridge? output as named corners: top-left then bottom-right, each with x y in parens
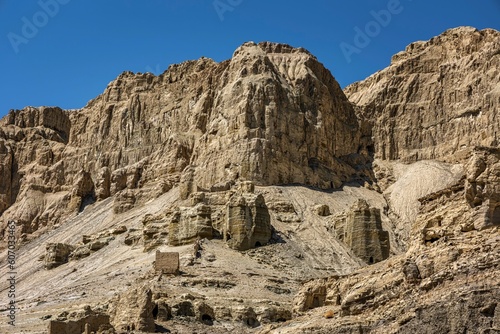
top-left (0, 27), bottom-right (498, 334)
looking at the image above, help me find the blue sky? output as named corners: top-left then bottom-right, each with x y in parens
top-left (1, 0), bottom-right (499, 118)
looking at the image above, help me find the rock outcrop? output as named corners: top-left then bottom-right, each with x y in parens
top-left (344, 199), bottom-right (390, 264)
top-left (0, 42), bottom-right (371, 245)
top-left (272, 27), bottom-right (500, 334)
top-left (465, 147), bottom-right (500, 230)
top-left (45, 243), bottom-right (75, 269)
top-left (0, 28), bottom-right (499, 334)
top-left (345, 27), bottom-right (500, 162)
top-left (168, 204), bottom-right (213, 246)
top-left (225, 191), bottom-right (272, 251)
top-left (48, 307), bottom-right (114, 334)
top-left (110, 285), bottom-right (156, 333)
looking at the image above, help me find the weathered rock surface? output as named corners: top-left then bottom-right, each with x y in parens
top-left (267, 27), bottom-right (500, 334)
top-left (1, 41), bottom-right (370, 245)
top-left (168, 204), bottom-right (213, 246)
top-left (48, 306), bottom-right (114, 334)
top-left (283, 151), bottom-right (500, 333)
top-left (345, 27), bottom-right (500, 162)
top-left (0, 28), bottom-right (499, 334)
top-left (224, 190), bottom-right (272, 251)
top-left (44, 243), bottom-right (75, 269)
top-left (344, 199), bottom-right (389, 264)
top-left (110, 285), bottom-right (156, 332)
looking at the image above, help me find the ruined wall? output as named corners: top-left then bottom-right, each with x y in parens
top-left (155, 251), bottom-right (179, 275)
top-left (48, 314), bottom-right (111, 334)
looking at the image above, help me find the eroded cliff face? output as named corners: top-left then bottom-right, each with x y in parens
top-left (345, 26), bottom-right (500, 162)
top-left (0, 42), bottom-right (369, 242)
top-left (0, 28), bottom-right (499, 334)
top-left (283, 148), bottom-right (500, 334)
top-left (70, 41), bottom-right (364, 192)
top-left (276, 27), bottom-right (500, 334)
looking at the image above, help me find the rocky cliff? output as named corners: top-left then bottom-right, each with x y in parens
top-left (275, 27), bottom-right (500, 334)
top-left (0, 28), bottom-right (499, 334)
top-left (0, 42), bottom-right (371, 243)
top-left (345, 26), bottom-right (500, 162)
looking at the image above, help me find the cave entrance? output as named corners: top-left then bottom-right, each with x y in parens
top-left (255, 241), bottom-right (262, 248)
top-left (152, 304), bottom-right (159, 319)
top-left (246, 317), bottom-right (260, 328)
top-left (201, 314), bottom-right (213, 325)
top-left (369, 256), bottom-right (374, 264)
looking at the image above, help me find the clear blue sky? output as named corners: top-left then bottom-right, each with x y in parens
top-left (1, 0), bottom-right (499, 118)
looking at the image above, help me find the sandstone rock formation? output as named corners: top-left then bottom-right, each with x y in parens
top-left (344, 199), bottom-right (389, 264)
top-left (45, 243), bottom-right (75, 269)
top-left (0, 27), bottom-right (498, 334)
top-left (168, 204), bottom-right (213, 246)
top-left (224, 189), bottom-right (272, 251)
top-left (48, 307), bottom-right (114, 334)
top-left (0, 41), bottom-right (373, 247)
top-left (345, 27), bottom-right (500, 162)
top-left (110, 285), bottom-right (156, 333)
top-left (265, 27), bottom-right (500, 334)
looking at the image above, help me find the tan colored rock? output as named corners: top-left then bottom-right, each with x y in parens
top-left (345, 27), bottom-right (500, 162)
top-left (142, 213), bottom-right (169, 251)
top-left (225, 192), bottom-right (272, 250)
top-left (68, 170), bottom-right (95, 212)
top-left (2, 106), bottom-right (71, 142)
top-left (465, 147), bottom-right (500, 230)
top-left (95, 167), bottom-right (111, 200)
top-left (112, 189), bottom-right (136, 214)
top-left (45, 243), bottom-right (75, 269)
top-left (344, 199), bottom-right (389, 264)
top-left (168, 204), bottom-right (213, 246)
top-left (48, 309), bottom-right (113, 334)
top-left (0, 41), bottom-right (369, 243)
top-left (2, 29), bottom-right (500, 334)
top-left (0, 140), bottom-right (13, 214)
top-left (110, 285), bottom-right (155, 332)
top-left (269, 200), bottom-right (301, 223)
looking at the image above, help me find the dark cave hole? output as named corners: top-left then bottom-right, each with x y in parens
top-left (427, 237), bottom-right (440, 244)
top-left (255, 241), bottom-right (262, 248)
top-left (369, 256), bottom-right (374, 264)
top-left (201, 314), bottom-right (214, 326)
top-left (246, 317), bottom-right (260, 328)
top-left (152, 304), bottom-right (159, 319)
top-left (79, 194), bottom-right (96, 213)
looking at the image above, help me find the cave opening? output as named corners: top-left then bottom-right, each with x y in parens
top-left (201, 314), bottom-right (214, 325)
top-left (152, 304), bottom-right (159, 319)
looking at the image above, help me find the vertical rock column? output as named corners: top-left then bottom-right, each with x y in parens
top-left (345, 199), bottom-right (390, 264)
top-left (225, 184), bottom-right (272, 251)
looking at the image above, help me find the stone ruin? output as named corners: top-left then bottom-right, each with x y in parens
top-left (225, 190), bottom-right (272, 251)
top-left (48, 309), bottom-right (113, 334)
top-left (154, 251), bottom-right (180, 275)
top-left (141, 181), bottom-right (273, 252)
